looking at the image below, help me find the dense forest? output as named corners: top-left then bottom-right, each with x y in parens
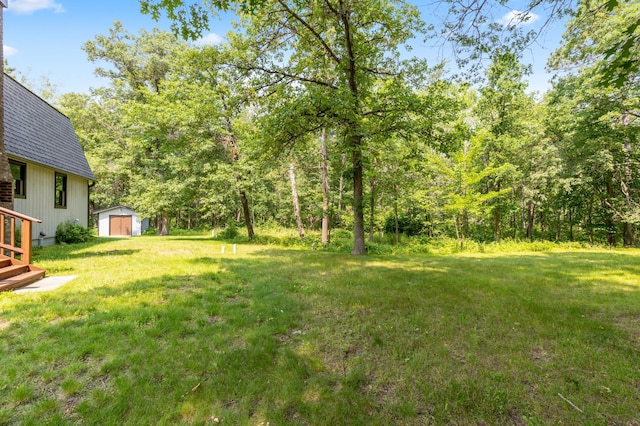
top-left (13, 0), bottom-right (640, 253)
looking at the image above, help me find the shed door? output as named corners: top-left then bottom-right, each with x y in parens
top-left (109, 215), bottom-right (133, 236)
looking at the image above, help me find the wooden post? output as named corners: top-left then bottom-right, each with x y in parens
top-left (9, 217), bottom-right (14, 258)
top-left (22, 219), bottom-right (32, 265)
top-left (0, 213), bottom-right (4, 256)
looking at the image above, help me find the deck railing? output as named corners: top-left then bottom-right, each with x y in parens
top-left (0, 207), bottom-right (41, 265)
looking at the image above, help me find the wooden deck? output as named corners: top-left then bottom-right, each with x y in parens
top-left (0, 207), bottom-right (45, 292)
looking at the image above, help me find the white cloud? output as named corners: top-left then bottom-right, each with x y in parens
top-left (497, 10), bottom-right (540, 29)
top-left (3, 45), bottom-right (18, 57)
top-left (194, 33), bottom-right (223, 46)
top-left (7, 0), bottom-right (64, 14)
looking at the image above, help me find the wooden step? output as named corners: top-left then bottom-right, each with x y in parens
top-left (0, 258), bottom-right (12, 268)
top-left (0, 264), bottom-right (29, 280)
top-left (0, 269), bottom-right (46, 292)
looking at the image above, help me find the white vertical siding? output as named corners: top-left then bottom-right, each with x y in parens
top-left (12, 160), bottom-right (90, 246)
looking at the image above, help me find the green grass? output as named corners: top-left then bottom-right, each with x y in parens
top-left (2, 236), bottom-right (640, 424)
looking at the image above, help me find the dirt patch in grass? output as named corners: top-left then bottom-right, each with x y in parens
top-left (613, 313), bottom-right (640, 347)
top-left (0, 319), bottom-right (11, 330)
top-left (530, 347), bottom-right (553, 363)
top-left (208, 315), bottom-right (225, 324)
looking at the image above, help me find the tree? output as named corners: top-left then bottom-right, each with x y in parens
top-left (180, 45), bottom-right (260, 239)
top-left (81, 23), bottom-right (190, 235)
top-left (474, 50), bottom-right (533, 242)
top-left (545, 74), bottom-right (639, 245)
top-left (548, 0), bottom-right (640, 88)
top-left (516, 108), bottom-right (562, 241)
top-left (547, 0), bottom-right (640, 246)
top-left (83, 21), bottom-right (180, 99)
top-left (428, 131), bottom-right (510, 247)
top-left (319, 129), bottom-right (331, 245)
top-left (57, 92), bottom-right (132, 214)
top-left (140, 0), bottom-right (428, 255)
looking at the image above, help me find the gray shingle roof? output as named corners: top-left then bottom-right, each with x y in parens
top-left (3, 73), bottom-right (94, 180)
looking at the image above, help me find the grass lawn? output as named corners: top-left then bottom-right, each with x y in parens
top-left (1, 235), bottom-right (640, 425)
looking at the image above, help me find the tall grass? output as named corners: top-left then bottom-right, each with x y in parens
top-left (1, 235), bottom-right (639, 424)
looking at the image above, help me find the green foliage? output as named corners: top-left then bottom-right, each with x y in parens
top-left (61, 2), bottom-right (639, 253)
top-left (549, 0), bottom-right (640, 88)
top-left (383, 214), bottom-right (424, 237)
top-left (55, 221), bottom-right (94, 244)
top-left (217, 220), bottom-right (239, 240)
top-left (142, 227), bottom-right (157, 236)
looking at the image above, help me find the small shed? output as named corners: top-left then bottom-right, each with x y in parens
top-left (94, 206), bottom-right (149, 237)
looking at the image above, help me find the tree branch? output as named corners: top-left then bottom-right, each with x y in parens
top-left (235, 63), bottom-right (338, 90)
top-left (276, 0), bottom-right (341, 65)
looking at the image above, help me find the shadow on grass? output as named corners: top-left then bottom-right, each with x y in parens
top-left (33, 238), bottom-right (140, 262)
top-left (3, 247), bottom-right (640, 424)
top-left (1, 268), bottom-right (379, 424)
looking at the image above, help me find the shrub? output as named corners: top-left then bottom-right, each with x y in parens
top-left (55, 221), bottom-right (93, 244)
top-left (331, 229), bottom-right (353, 240)
top-left (383, 214), bottom-right (424, 236)
top-left (143, 227), bottom-right (157, 236)
top-left (218, 220), bottom-right (239, 239)
top-left (364, 241), bottom-right (394, 255)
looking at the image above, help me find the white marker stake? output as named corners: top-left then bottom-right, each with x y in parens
top-left (233, 244), bottom-right (237, 254)
top-left (221, 246), bottom-right (225, 254)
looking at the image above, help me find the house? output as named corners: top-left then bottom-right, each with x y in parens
top-left (4, 73), bottom-right (95, 246)
top-left (95, 205), bottom-right (149, 237)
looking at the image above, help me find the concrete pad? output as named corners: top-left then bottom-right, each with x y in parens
top-left (13, 276), bottom-right (78, 293)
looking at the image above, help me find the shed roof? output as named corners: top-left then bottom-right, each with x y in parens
top-left (3, 73), bottom-right (94, 180)
top-left (93, 205), bottom-right (136, 214)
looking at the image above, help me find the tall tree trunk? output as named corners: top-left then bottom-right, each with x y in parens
top-left (238, 186), bottom-right (254, 240)
top-left (289, 162), bottom-right (305, 239)
top-left (556, 208), bottom-right (562, 241)
top-left (492, 183), bottom-right (501, 243)
top-left (526, 200), bottom-right (535, 241)
top-left (493, 209), bottom-right (501, 243)
top-left (337, 153), bottom-right (345, 223)
top-left (320, 130), bottom-right (330, 246)
top-left (454, 215), bottom-right (464, 250)
top-left (157, 214), bottom-right (169, 236)
top-left (369, 174), bottom-right (376, 243)
top-left (462, 209), bottom-right (469, 238)
top-left (606, 177), bottom-right (616, 246)
top-left (340, 8), bottom-right (366, 255)
top-left (0, 6), bottom-right (14, 211)
top-left (587, 200), bottom-right (594, 244)
top-left (394, 193), bottom-right (399, 245)
top-left (621, 125), bottom-right (635, 247)
top-left (569, 208), bottom-right (574, 241)
top-left (351, 138), bottom-right (366, 255)
top-left (221, 99), bottom-right (254, 241)
top-left (623, 222), bottom-right (637, 247)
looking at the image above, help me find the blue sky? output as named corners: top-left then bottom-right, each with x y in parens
top-left (3, 0), bottom-right (233, 93)
top-left (3, 0), bottom-right (566, 95)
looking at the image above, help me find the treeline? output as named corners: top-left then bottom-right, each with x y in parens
top-left (48, 1), bottom-right (638, 249)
